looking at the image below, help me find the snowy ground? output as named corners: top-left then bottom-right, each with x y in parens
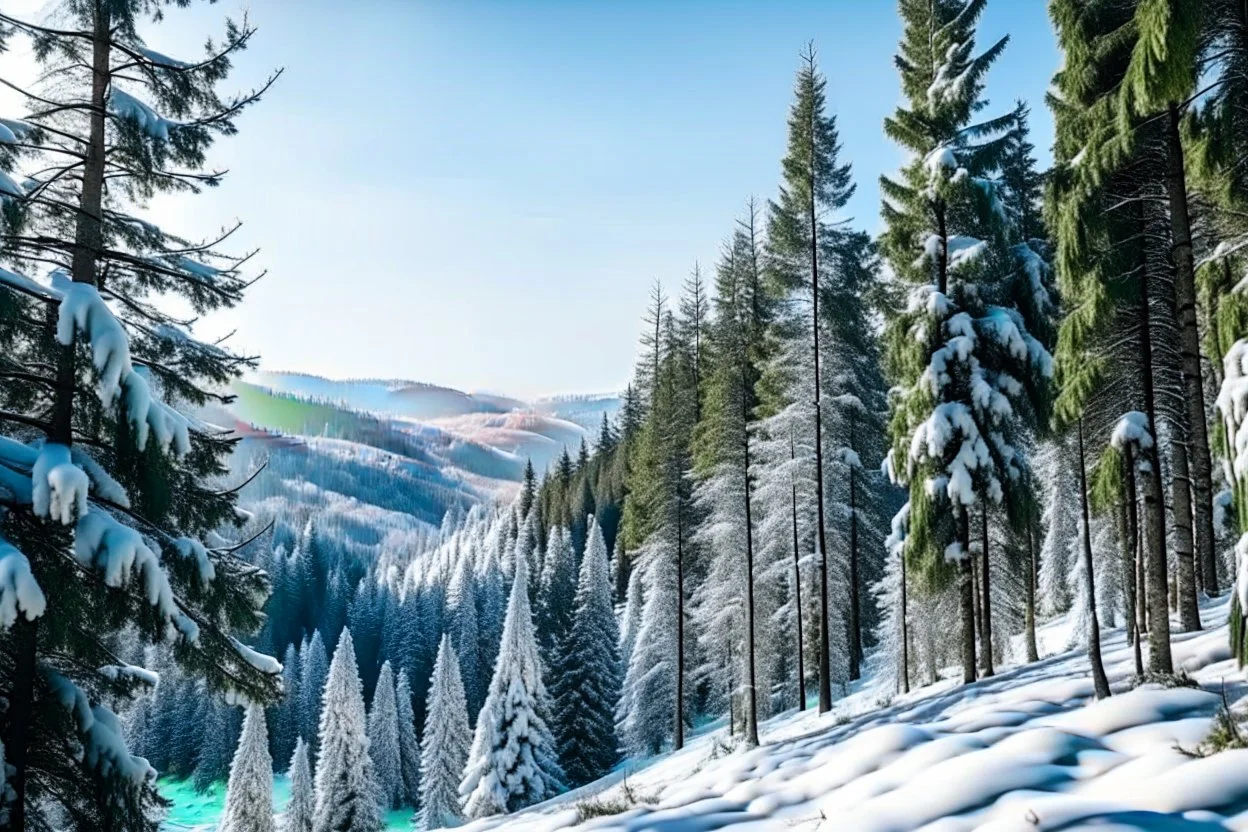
top-left (463, 594), bottom-right (1248, 831)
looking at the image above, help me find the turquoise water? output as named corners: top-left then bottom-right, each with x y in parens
top-left (159, 777), bottom-right (413, 830)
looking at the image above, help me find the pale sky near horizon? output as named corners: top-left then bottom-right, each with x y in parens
top-left (1, 1), bottom-right (1059, 401)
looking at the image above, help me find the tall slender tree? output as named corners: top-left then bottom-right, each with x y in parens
top-left (219, 706), bottom-right (274, 832)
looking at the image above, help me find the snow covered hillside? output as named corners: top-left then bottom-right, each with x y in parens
top-left (461, 596), bottom-right (1248, 832)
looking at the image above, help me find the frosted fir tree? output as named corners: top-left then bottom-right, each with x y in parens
top-left (313, 629), bottom-right (381, 832)
top-left (1037, 438), bottom-right (1079, 616)
top-left (420, 636), bottom-right (471, 830)
top-left (272, 643), bottom-right (302, 769)
top-left (880, 0), bottom-right (1052, 684)
top-left (284, 737), bottom-right (314, 832)
top-left (617, 538), bottom-right (679, 756)
top-left (459, 555), bottom-right (564, 818)
top-left (537, 526), bottom-right (577, 651)
top-left (368, 661), bottom-right (404, 809)
top-left (551, 517), bottom-right (622, 785)
top-left (618, 564), bottom-right (644, 671)
top-left (219, 706), bottom-right (275, 832)
top-left (395, 670), bottom-right (422, 807)
top-left (300, 631), bottom-right (329, 763)
top-left (0, 0), bottom-right (283, 825)
top-left (445, 557), bottom-right (482, 715)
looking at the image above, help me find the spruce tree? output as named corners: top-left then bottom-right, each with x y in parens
top-left (394, 670), bottom-right (422, 807)
top-left (536, 526), bottom-right (576, 653)
top-left (300, 631), bottom-right (329, 764)
top-left (0, 2), bottom-right (282, 826)
top-left (419, 636), bottom-right (471, 830)
top-left (284, 737), bottom-right (315, 832)
top-left (367, 660), bottom-right (403, 809)
top-left (272, 642), bottom-right (301, 770)
top-left (219, 706), bottom-right (275, 832)
top-left (460, 554), bottom-right (563, 818)
top-left (551, 517), bottom-right (622, 785)
top-left (880, 0), bottom-right (1050, 685)
top-left (445, 558), bottom-right (482, 716)
top-left (313, 629), bottom-right (381, 832)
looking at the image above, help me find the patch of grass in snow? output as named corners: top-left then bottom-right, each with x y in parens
top-left (1128, 670), bottom-right (1200, 690)
top-left (572, 776), bottom-right (657, 823)
top-left (1190, 684), bottom-right (1248, 757)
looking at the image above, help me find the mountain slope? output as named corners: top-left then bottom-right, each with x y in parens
top-left (461, 596), bottom-right (1248, 831)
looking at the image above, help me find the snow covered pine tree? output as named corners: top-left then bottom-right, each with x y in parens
top-left (219, 705), bottom-right (274, 832)
top-left (0, 1), bottom-right (282, 828)
top-left (313, 629), bottom-right (381, 832)
top-left (420, 635), bottom-right (471, 830)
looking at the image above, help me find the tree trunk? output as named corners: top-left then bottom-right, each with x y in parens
top-left (959, 506), bottom-right (976, 684)
top-left (848, 413), bottom-right (861, 682)
top-left (675, 501), bottom-right (685, 751)
top-left (810, 139), bottom-right (832, 716)
top-left (742, 366), bottom-right (759, 748)
top-left (900, 544), bottom-right (910, 694)
top-left (1138, 214), bottom-right (1174, 674)
top-left (1024, 488), bottom-right (1040, 663)
top-left (5, 618), bottom-right (39, 832)
top-left (1169, 432), bottom-right (1202, 630)
top-left (1124, 451), bottom-right (1144, 676)
top-left (980, 504), bottom-right (994, 677)
top-left (1078, 420), bottom-right (1112, 699)
top-left (1165, 104), bottom-right (1218, 597)
top-left (790, 432), bottom-right (806, 711)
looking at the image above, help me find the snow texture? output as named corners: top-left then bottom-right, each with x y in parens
top-left (32, 443), bottom-right (89, 525)
top-left (0, 536), bottom-right (46, 628)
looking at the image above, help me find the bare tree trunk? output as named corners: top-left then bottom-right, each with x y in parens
top-left (790, 432), bottom-right (806, 711)
top-left (1078, 420), bottom-right (1112, 699)
top-left (980, 505), bottom-right (994, 677)
top-left (675, 501), bottom-right (685, 751)
top-left (1124, 451), bottom-right (1144, 676)
top-left (959, 506), bottom-right (976, 684)
top-left (900, 546), bottom-right (910, 694)
top-left (1165, 105), bottom-right (1218, 597)
top-left (848, 413), bottom-right (861, 681)
top-left (742, 364), bottom-right (759, 748)
top-left (1024, 488), bottom-right (1040, 663)
top-left (1169, 432), bottom-right (1202, 630)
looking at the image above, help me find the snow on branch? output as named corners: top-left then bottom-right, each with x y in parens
top-left (99, 663), bottom-right (159, 688)
top-left (229, 636), bottom-right (282, 676)
top-left (108, 89), bottom-right (181, 141)
top-left (45, 669), bottom-right (157, 789)
top-left (0, 536), bottom-right (46, 628)
top-left (32, 443), bottom-right (89, 526)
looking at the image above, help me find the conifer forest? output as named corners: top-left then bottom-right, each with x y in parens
top-left (6, 0), bottom-right (1248, 830)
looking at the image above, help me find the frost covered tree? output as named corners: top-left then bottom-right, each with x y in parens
top-left (551, 516), bottom-right (621, 785)
top-left (394, 670), bottom-right (421, 807)
top-left (0, 1), bottom-right (282, 827)
top-left (618, 564), bottom-right (644, 673)
top-left (420, 636), bottom-right (471, 830)
top-left (765, 43), bottom-right (854, 713)
top-left (367, 661), bottom-right (403, 809)
top-left (536, 526), bottom-right (576, 653)
top-left (219, 706), bottom-right (274, 832)
top-left (313, 629), bottom-right (380, 832)
top-left (284, 737), bottom-right (315, 832)
top-left (460, 555), bottom-right (563, 818)
top-left (300, 631), bottom-right (329, 764)
top-left (445, 557), bottom-right (482, 716)
top-left (880, 0), bottom-right (1051, 685)
top-left (272, 642), bottom-right (301, 770)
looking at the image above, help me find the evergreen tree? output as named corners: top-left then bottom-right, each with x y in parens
top-left (536, 526), bottom-right (577, 653)
top-left (195, 700), bottom-right (243, 793)
top-left (766, 44), bottom-right (856, 712)
top-left (300, 630), bottom-right (329, 764)
top-left (394, 670), bottom-right (422, 807)
top-left (446, 558), bottom-right (482, 716)
top-left (419, 637), bottom-right (471, 830)
top-left (272, 642), bottom-right (301, 770)
top-left (0, 1), bottom-right (282, 826)
top-left (313, 629), bottom-right (381, 832)
top-left (551, 517), bottom-right (622, 785)
top-left (284, 737), bottom-right (315, 832)
top-left (880, 0), bottom-right (1050, 685)
top-left (219, 706), bottom-right (274, 832)
top-left (367, 661), bottom-right (404, 809)
top-left (460, 555), bottom-right (563, 818)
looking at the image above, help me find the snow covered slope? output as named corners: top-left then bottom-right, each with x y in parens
top-left (466, 596), bottom-right (1248, 831)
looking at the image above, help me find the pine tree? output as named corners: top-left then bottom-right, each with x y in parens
top-left (219, 706), bottom-right (274, 832)
top-left (420, 636), bottom-right (471, 830)
top-left (284, 737), bottom-right (315, 832)
top-left (368, 661), bottom-right (404, 809)
top-left (460, 554), bottom-right (563, 818)
top-left (195, 699), bottom-right (243, 793)
top-left (313, 629), bottom-right (381, 832)
top-left (536, 526), bottom-right (577, 652)
top-left (272, 642), bottom-right (301, 770)
top-left (300, 630), bottom-right (329, 764)
top-left (880, 0), bottom-right (1050, 685)
top-left (0, 2), bottom-right (282, 826)
top-left (446, 558), bottom-right (482, 717)
top-left (552, 517), bottom-right (622, 785)
top-left (618, 564), bottom-right (643, 672)
top-left (394, 670), bottom-right (422, 807)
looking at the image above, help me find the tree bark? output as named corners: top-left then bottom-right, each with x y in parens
top-left (900, 543), bottom-right (910, 694)
top-left (980, 504), bottom-right (994, 677)
top-left (1138, 212), bottom-right (1174, 674)
top-left (790, 431), bottom-right (806, 711)
top-left (1024, 487), bottom-right (1040, 663)
top-left (742, 364), bottom-right (759, 748)
top-left (1078, 420), bottom-right (1112, 699)
top-left (1124, 450), bottom-right (1144, 676)
top-left (959, 506), bottom-right (976, 684)
top-left (1168, 431), bottom-right (1202, 631)
top-left (848, 413), bottom-right (861, 681)
top-left (675, 500), bottom-right (685, 751)
top-left (810, 118), bottom-right (832, 716)
top-left (1165, 104), bottom-right (1218, 598)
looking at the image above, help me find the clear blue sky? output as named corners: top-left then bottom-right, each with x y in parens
top-left (11, 0), bottom-right (1061, 399)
